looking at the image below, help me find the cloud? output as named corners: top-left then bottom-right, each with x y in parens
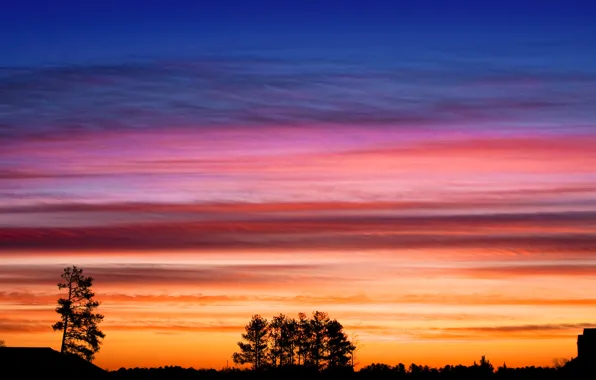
top-left (410, 323), bottom-right (596, 340)
top-left (1, 199), bottom-right (580, 216)
top-left (445, 323), bottom-right (596, 333)
top-left (1, 208), bottom-right (595, 251)
top-left (0, 316), bottom-right (243, 334)
top-left (0, 263), bottom-right (336, 288)
top-left (0, 291), bottom-right (244, 306)
top-left (395, 294), bottom-right (596, 307)
top-left (5, 291), bottom-right (596, 309)
top-left (1, 51), bottom-right (595, 141)
top-left (456, 264), bottom-right (596, 278)
top-left (0, 317), bottom-right (53, 333)
top-left (1, 124), bottom-right (595, 208)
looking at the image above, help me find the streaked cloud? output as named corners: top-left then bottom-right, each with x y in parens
top-left (414, 323), bottom-right (596, 340)
top-left (2, 54), bottom-right (595, 139)
top-left (2, 208), bottom-right (596, 251)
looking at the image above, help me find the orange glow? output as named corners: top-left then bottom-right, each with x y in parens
top-left (2, 247), bottom-right (594, 370)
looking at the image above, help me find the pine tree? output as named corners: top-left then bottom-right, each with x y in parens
top-left (281, 316), bottom-right (298, 365)
top-left (268, 314), bottom-right (285, 367)
top-left (325, 319), bottom-right (355, 368)
top-left (308, 311), bottom-right (329, 369)
top-left (232, 311), bottom-right (357, 370)
top-left (232, 315), bottom-right (269, 369)
top-left (295, 312), bottom-right (311, 366)
top-left (51, 266), bottom-right (105, 362)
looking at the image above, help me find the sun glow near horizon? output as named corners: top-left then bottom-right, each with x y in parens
top-left (1, 244), bottom-right (593, 369)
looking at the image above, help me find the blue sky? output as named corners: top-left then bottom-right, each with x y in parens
top-left (2, 0), bottom-right (595, 66)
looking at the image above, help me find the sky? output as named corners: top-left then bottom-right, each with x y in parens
top-left (1, 0), bottom-right (596, 371)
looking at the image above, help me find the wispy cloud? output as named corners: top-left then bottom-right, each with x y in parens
top-left (414, 323), bottom-right (596, 340)
top-left (2, 56), bottom-right (594, 139)
top-left (0, 263), bottom-right (337, 288)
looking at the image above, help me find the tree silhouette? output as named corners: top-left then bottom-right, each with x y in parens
top-left (268, 314), bottom-right (284, 366)
top-left (295, 312), bottom-right (311, 366)
top-left (326, 319), bottom-right (356, 368)
top-left (280, 315), bottom-right (298, 365)
top-left (51, 265), bottom-right (105, 362)
top-left (308, 311), bottom-right (330, 368)
top-left (268, 313), bottom-right (297, 366)
top-left (111, 359), bottom-right (568, 380)
top-left (474, 355), bottom-right (494, 377)
top-left (233, 311), bottom-right (356, 370)
top-left (553, 357), bottom-right (570, 369)
top-left (232, 314), bottom-right (269, 369)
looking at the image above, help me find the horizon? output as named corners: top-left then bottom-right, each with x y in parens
top-left (1, 0), bottom-right (596, 371)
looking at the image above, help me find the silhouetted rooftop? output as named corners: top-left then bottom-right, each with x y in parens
top-left (582, 328), bottom-right (596, 336)
top-left (0, 347), bottom-right (108, 379)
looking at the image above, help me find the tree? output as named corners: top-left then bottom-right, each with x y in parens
top-left (268, 314), bottom-right (285, 367)
top-left (325, 319), bottom-right (355, 368)
top-left (295, 312), bottom-right (311, 366)
top-left (349, 332), bottom-right (362, 368)
top-left (232, 314), bottom-right (269, 369)
top-left (472, 355), bottom-right (494, 379)
top-left (308, 311), bottom-right (329, 368)
top-left (268, 314), bottom-right (297, 366)
top-left (478, 355), bottom-right (494, 372)
top-left (232, 311), bottom-right (356, 370)
top-left (553, 357), bottom-right (570, 369)
top-left (0, 340), bottom-right (5, 347)
top-left (280, 316), bottom-right (298, 365)
top-left (51, 266), bottom-right (105, 362)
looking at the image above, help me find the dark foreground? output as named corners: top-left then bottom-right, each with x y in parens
top-left (109, 359), bottom-right (593, 380)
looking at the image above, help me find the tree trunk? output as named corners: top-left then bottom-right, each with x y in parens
top-left (60, 315), bottom-right (68, 353)
top-left (60, 279), bottom-right (73, 353)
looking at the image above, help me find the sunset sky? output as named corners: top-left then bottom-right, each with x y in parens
top-left (2, 0), bottom-right (596, 371)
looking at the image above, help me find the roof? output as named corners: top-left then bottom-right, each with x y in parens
top-left (0, 347), bottom-right (108, 378)
top-left (582, 328), bottom-right (596, 336)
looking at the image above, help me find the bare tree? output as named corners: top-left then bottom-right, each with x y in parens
top-left (553, 357), bottom-right (570, 369)
top-left (349, 332), bottom-right (362, 368)
top-left (52, 266), bottom-right (105, 361)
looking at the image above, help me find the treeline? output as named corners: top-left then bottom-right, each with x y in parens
top-left (109, 359), bottom-right (590, 380)
top-left (107, 311), bottom-right (594, 380)
top-left (232, 311), bottom-right (356, 369)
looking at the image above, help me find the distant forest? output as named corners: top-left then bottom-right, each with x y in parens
top-left (110, 359), bottom-right (590, 380)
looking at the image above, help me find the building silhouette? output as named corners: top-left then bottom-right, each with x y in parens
top-left (578, 328), bottom-right (596, 360)
top-left (0, 347), bottom-right (108, 379)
